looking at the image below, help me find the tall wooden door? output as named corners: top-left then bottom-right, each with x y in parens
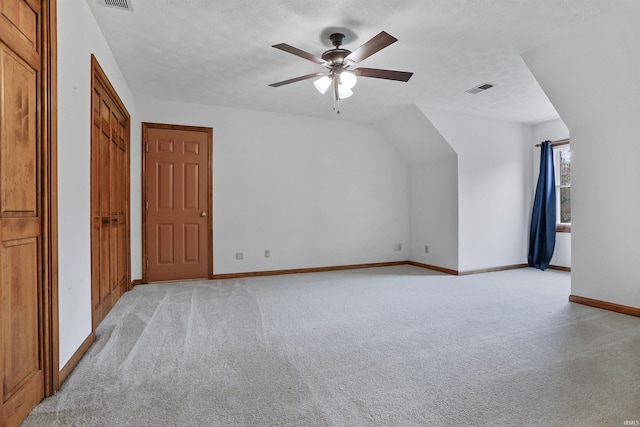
top-left (0, 1), bottom-right (53, 425)
top-left (91, 56), bottom-right (130, 330)
top-left (144, 124), bottom-right (212, 282)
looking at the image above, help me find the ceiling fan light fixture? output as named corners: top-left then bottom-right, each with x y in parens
top-left (314, 75), bottom-right (332, 94)
top-left (337, 84), bottom-right (353, 99)
top-left (339, 70), bottom-right (357, 89)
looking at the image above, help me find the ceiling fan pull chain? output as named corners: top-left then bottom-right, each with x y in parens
top-left (332, 89), bottom-right (342, 114)
top-left (333, 74), bottom-right (341, 114)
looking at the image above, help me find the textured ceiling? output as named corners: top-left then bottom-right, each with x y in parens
top-left (86, 0), bottom-right (626, 124)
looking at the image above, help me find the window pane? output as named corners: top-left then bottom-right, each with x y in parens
top-left (560, 187), bottom-right (571, 223)
top-left (560, 150), bottom-right (571, 186)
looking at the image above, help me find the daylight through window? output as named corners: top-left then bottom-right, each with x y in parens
top-left (556, 147), bottom-right (571, 227)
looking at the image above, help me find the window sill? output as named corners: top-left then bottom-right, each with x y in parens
top-left (556, 224), bottom-right (571, 233)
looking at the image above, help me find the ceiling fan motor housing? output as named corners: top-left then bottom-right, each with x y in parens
top-left (321, 33), bottom-right (352, 65)
top-left (321, 48), bottom-right (352, 66)
top-left (329, 33), bottom-right (345, 47)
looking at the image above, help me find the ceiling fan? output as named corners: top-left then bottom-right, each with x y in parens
top-left (269, 31), bottom-right (413, 113)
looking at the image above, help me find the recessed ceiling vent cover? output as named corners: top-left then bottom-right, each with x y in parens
top-left (99, 0), bottom-right (134, 11)
top-left (465, 83), bottom-right (494, 94)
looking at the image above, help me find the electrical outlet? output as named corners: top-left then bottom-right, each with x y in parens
top-left (425, 245), bottom-right (429, 253)
top-left (264, 249), bottom-right (270, 258)
top-left (235, 252), bottom-right (244, 260)
top-left (394, 243), bottom-right (402, 251)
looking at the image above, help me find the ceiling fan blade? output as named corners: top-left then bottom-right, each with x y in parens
top-left (345, 31), bottom-right (398, 64)
top-left (272, 43), bottom-right (327, 65)
top-left (353, 67), bottom-right (413, 82)
top-left (269, 72), bottom-right (326, 87)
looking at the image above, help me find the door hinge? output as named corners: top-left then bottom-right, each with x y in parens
top-left (145, 201), bottom-right (148, 209)
top-left (145, 143), bottom-right (149, 152)
top-left (146, 259), bottom-right (148, 267)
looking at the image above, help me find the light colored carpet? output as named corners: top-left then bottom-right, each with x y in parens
top-left (23, 265), bottom-right (640, 426)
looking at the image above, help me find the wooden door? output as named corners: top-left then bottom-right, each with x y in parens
top-left (91, 56), bottom-right (130, 330)
top-left (144, 124), bottom-right (212, 282)
top-left (0, 1), bottom-right (51, 425)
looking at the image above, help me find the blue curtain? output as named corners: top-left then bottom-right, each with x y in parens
top-left (528, 141), bottom-right (556, 270)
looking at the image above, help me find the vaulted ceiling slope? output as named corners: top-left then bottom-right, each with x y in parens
top-left (86, 0), bottom-right (627, 124)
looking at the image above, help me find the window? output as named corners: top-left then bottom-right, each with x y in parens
top-left (555, 146), bottom-right (571, 232)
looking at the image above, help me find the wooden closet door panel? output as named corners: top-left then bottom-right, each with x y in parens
top-left (108, 112), bottom-right (117, 300)
top-left (0, 45), bottom-right (37, 215)
top-left (99, 102), bottom-right (111, 312)
top-left (90, 56), bottom-right (130, 330)
top-left (115, 125), bottom-right (127, 297)
top-left (108, 111), bottom-right (126, 302)
top-left (0, 0), bottom-right (38, 49)
top-left (90, 102), bottom-right (101, 313)
top-left (0, 23), bottom-right (44, 425)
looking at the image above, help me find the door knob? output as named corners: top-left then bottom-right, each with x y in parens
top-left (200, 211), bottom-right (207, 217)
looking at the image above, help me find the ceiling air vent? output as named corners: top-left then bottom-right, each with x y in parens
top-left (465, 83), bottom-right (494, 95)
top-left (99, 0), bottom-right (134, 11)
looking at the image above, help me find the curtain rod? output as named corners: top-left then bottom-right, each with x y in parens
top-left (534, 138), bottom-right (570, 148)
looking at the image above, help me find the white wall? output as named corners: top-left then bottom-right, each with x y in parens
top-left (409, 158), bottom-right (459, 270)
top-left (374, 105), bottom-right (458, 164)
top-left (530, 118), bottom-right (571, 269)
top-left (135, 99), bottom-right (410, 274)
top-left (419, 106), bottom-right (532, 272)
top-left (374, 105), bottom-right (459, 271)
top-left (523, 3), bottom-right (640, 308)
top-left (57, 0), bottom-right (136, 366)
